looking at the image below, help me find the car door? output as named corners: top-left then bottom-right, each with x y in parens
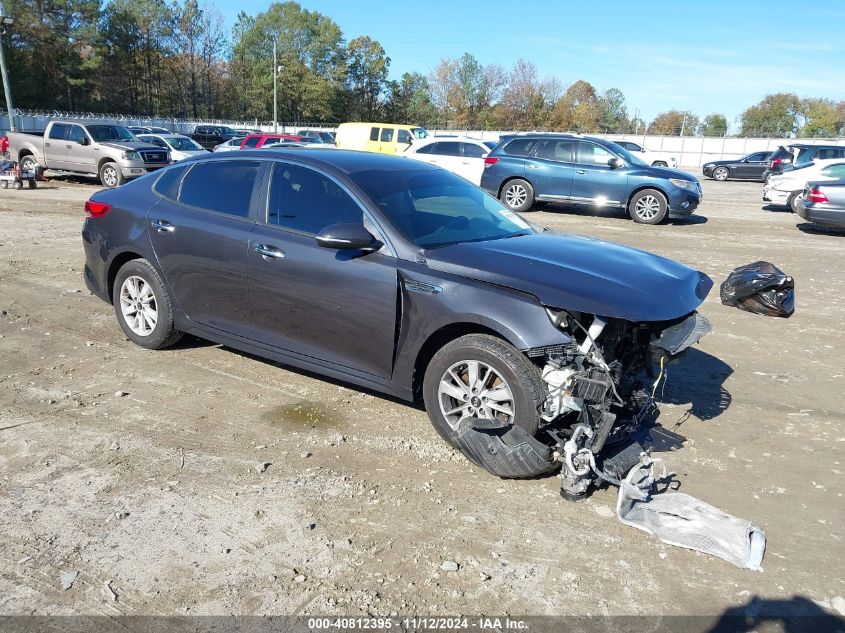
top-left (428, 141), bottom-right (464, 177)
top-left (366, 126), bottom-right (381, 153)
top-left (379, 127), bottom-right (397, 154)
top-left (525, 138), bottom-right (576, 202)
top-left (459, 142), bottom-right (487, 185)
top-left (570, 141), bottom-right (629, 207)
top-left (44, 123), bottom-right (71, 170)
top-left (397, 128), bottom-right (414, 154)
top-left (735, 152), bottom-right (767, 179)
top-left (63, 124), bottom-right (97, 173)
top-left (248, 160), bottom-right (398, 378)
top-left (147, 159), bottom-right (262, 337)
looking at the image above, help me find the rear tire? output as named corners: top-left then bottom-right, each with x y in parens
top-left (112, 258), bottom-right (183, 350)
top-left (99, 161), bottom-right (125, 188)
top-left (19, 155), bottom-right (37, 174)
top-left (787, 191), bottom-right (801, 213)
top-left (628, 188), bottom-right (668, 224)
top-left (500, 179), bottom-right (534, 213)
top-left (422, 334), bottom-right (544, 453)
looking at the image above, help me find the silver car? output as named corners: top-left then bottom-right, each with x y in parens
top-left (797, 178), bottom-right (845, 229)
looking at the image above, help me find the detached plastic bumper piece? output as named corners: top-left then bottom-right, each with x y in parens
top-left (453, 418), bottom-right (558, 479)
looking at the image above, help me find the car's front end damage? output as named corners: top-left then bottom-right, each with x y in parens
top-left (424, 231), bottom-right (715, 498)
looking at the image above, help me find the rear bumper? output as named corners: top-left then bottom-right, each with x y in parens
top-left (762, 186), bottom-right (790, 205)
top-left (796, 201), bottom-right (845, 229)
top-left (82, 219), bottom-right (111, 302)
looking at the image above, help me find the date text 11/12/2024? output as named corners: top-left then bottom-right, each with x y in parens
top-left (307, 617), bottom-right (529, 630)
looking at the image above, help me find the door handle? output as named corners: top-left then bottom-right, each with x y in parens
top-left (576, 169), bottom-right (587, 174)
top-left (254, 243), bottom-right (285, 260)
top-left (66, 144), bottom-right (72, 149)
top-left (527, 164), bottom-right (538, 169)
top-left (151, 219), bottom-right (175, 233)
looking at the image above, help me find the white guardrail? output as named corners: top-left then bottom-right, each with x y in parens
top-left (2, 110), bottom-right (843, 168)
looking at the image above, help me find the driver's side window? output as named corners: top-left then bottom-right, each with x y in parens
top-left (67, 126), bottom-right (87, 144)
top-left (268, 163), bottom-right (363, 235)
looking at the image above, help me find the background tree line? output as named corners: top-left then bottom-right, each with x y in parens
top-left (4, 0), bottom-right (845, 137)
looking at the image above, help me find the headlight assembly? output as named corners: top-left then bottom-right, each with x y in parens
top-left (670, 178), bottom-right (697, 192)
top-left (123, 151), bottom-right (141, 161)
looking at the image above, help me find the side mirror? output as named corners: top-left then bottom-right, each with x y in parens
top-left (608, 157), bottom-right (623, 169)
top-left (315, 223), bottom-right (378, 251)
top-left (79, 137), bottom-right (90, 146)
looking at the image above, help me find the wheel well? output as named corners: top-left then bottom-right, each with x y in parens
top-left (106, 252), bottom-right (143, 303)
top-left (412, 323), bottom-right (507, 401)
top-left (627, 184), bottom-right (669, 210)
top-left (98, 157), bottom-right (117, 172)
top-left (18, 149), bottom-right (33, 162)
top-left (498, 176), bottom-right (532, 198)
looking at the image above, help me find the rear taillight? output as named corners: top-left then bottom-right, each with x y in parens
top-left (85, 200), bottom-right (112, 218)
top-left (484, 156), bottom-right (499, 168)
top-left (770, 158), bottom-right (782, 168)
top-left (806, 187), bottom-right (829, 203)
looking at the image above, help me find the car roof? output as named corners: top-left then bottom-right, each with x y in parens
top-left (192, 148), bottom-right (439, 176)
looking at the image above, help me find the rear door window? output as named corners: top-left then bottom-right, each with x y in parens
top-left (49, 124), bottom-right (70, 140)
top-left (503, 138), bottom-right (536, 156)
top-left (415, 143), bottom-right (436, 154)
top-left (267, 163), bottom-right (363, 234)
top-left (461, 143), bottom-right (486, 158)
top-left (535, 139), bottom-right (575, 162)
top-left (178, 160), bottom-right (262, 218)
top-left (820, 164), bottom-right (845, 178)
top-left (153, 164), bottom-right (189, 198)
top-left (242, 136), bottom-right (261, 148)
top-left (432, 141), bottom-right (461, 156)
top-left (369, 127), bottom-right (380, 141)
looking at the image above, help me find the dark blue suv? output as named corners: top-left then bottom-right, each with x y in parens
top-left (480, 134), bottom-right (702, 224)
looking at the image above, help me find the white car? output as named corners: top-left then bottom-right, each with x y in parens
top-left (404, 136), bottom-right (497, 185)
top-left (763, 159), bottom-right (845, 212)
top-left (212, 137), bottom-right (247, 152)
top-left (138, 133), bottom-right (208, 161)
top-left (615, 141), bottom-right (677, 169)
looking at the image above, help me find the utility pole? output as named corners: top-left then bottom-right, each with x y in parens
top-left (272, 39), bottom-right (277, 133)
top-left (0, 1), bottom-right (15, 132)
top-left (680, 115), bottom-right (687, 137)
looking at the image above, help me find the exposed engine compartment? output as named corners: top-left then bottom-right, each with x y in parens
top-left (539, 309), bottom-right (712, 498)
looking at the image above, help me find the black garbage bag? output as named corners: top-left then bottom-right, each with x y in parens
top-left (720, 261), bottom-right (794, 318)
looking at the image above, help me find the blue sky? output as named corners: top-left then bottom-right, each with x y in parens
top-left (219, 0), bottom-right (845, 131)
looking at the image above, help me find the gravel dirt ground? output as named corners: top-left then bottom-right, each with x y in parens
top-left (0, 173), bottom-right (843, 621)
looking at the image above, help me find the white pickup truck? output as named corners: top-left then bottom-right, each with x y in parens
top-left (5, 121), bottom-right (171, 187)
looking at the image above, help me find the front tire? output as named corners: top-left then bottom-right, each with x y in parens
top-left (628, 188), bottom-right (668, 224)
top-left (112, 259), bottom-right (182, 350)
top-left (422, 334), bottom-right (544, 452)
top-left (712, 166), bottom-right (729, 181)
top-left (500, 179), bottom-right (534, 212)
top-left (99, 161), bottom-right (125, 188)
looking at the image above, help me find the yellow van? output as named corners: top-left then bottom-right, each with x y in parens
top-left (335, 122), bottom-right (429, 155)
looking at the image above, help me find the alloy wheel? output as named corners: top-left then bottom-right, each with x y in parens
top-left (713, 167), bottom-right (728, 181)
top-left (102, 166), bottom-right (118, 187)
top-left (437, 360), bottom-right (515, 430)
top-left (505, 184), bottom-right (527, 208)
top-left (119, 275), bottom-right (158, 336)
top-left (634, 195), bottom-right (661, 221)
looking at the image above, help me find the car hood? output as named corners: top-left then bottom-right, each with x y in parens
top-left (424, 232), bottom-right (713, 322)
top-left (100, 141), bottom-right (164, 152)
top-left (629, 164), bottom-right (697, 181)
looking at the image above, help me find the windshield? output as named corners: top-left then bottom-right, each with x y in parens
top-left (411, 127), bottom-right (428, 140)
top-left (604, 141), bottom-right (648, 167)
top-left (349, 169), bottom-right (535, 249)
top-left (167, 136), bottom-right (203, 151)
top-left (86, 125), bottom-right (136, 142)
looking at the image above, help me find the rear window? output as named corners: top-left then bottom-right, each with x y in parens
top-left (178, 160), bottom-right (261, 218)
top-left (503, 139), bottom-right (536, 157)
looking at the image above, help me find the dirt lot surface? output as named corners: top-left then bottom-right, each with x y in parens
top-left (1, 174), bottom-right (843, 620)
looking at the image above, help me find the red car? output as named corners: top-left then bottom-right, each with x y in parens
top-left (240, 133), bottom-right (303, 149)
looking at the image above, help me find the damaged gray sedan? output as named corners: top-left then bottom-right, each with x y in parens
top-left (82, 150), bottom-right (713, 499)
